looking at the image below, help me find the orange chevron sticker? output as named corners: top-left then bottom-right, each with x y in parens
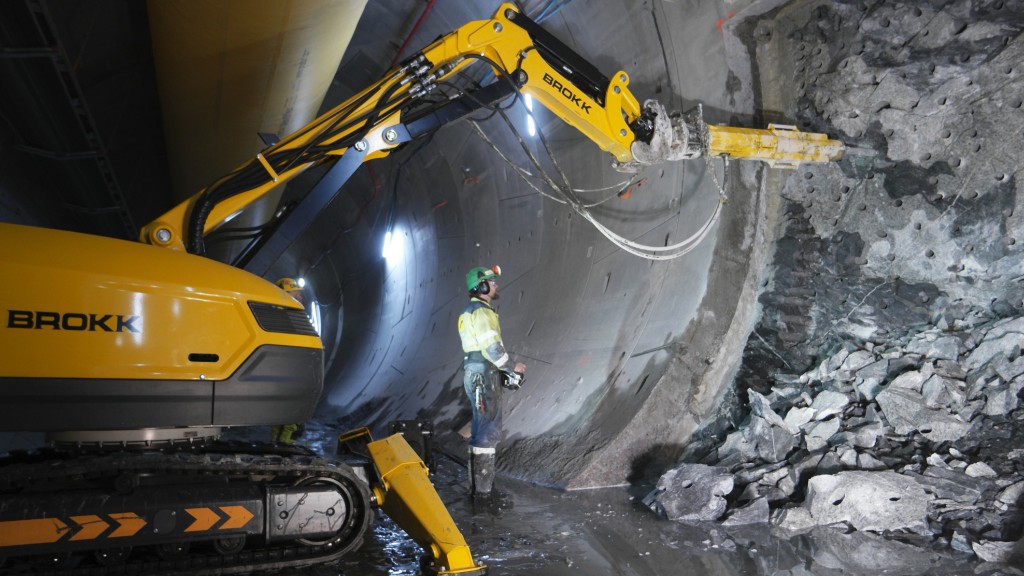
top-left (185, 508), bottom-right (221, 532)
top-left (69, 515), bottom-right (109, 541)
top-left (0, 518), bottom-right (68, 546)
top-left (219, 506), bottom-right (254, 530)
top-left (108, 513), bottom-right (146, 538)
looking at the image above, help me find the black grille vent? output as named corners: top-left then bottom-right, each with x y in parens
top-left (249, 302), bottom-right (318, 337)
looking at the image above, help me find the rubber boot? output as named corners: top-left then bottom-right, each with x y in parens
top-left (469, 450), bottom-right (512, 511)
top-left (274, 423), bottom-right (298, 444)
top-left (470, 450), bottom-right (495, 496)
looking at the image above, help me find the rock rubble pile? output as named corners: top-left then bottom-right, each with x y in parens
top-left (646, 314), bottom-right (1024, 565)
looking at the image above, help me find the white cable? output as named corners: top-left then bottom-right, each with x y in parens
top-left (473, 112), bottom-right (725, 259)
top-left (579, 198), bottom-right (721, 260)
top-left (469, 121), bottom-right (568, 205)
top-left (581, 194), bottom-right (723, 255)
top-left (463, 59), bottom-right (725, 260)
top-left (572, 178), bottom-right (638, 193)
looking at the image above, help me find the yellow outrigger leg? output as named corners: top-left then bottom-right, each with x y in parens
top-left (339, 429), bottom-right (485, 575)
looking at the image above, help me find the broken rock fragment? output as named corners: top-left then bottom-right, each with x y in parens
top-left (799, 471), bottom-right (933, 533)
top-left (643, 463), bottom-right (733, 522)
top-left (875, 387), bottom-right (971, 443)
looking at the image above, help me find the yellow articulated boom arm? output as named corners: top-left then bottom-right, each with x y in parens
top-left (139, 3), bottom-right (843, 261)
top-left (339, 429), bottom-right (485, 575)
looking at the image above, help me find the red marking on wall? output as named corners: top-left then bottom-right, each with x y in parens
top-left (368, 164), bottom-right (382, 190)
top-left (577, 352), bottom-right (592, 366)
top-left (463, 176), bottom-right (480, 186)
top-left (717, 11), bottom-right (736, 34)
top-left (432, 200), bottom-right (448, 212)
top-left (619, 178), bottom-right (648, 200)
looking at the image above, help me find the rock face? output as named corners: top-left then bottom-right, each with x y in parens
top-left (645, 0), bottom-right (1024, 566)
top-left (734, 0), bottom-right (1024, 418)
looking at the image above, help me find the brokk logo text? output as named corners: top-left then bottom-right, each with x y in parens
top-left (7, 310), bottom-right (141, 333)
top-left (542, 73), bottom-right (591, 114)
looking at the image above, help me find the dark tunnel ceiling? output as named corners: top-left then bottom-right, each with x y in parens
top-left (0, 0), bottom-right (169, 236)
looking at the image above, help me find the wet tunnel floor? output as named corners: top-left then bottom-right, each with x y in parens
top-left (213, 420), bottom-right (993, 575)
top-left (338, 455), bottom-right (714, 576)
top-left (265, 446), bottom-right (987, 576)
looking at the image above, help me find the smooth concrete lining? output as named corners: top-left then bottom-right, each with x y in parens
top-left (297, 0), bottom-right (776, 488)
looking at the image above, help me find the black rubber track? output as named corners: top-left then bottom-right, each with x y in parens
top-left (0, 443), bottom-right (374, 576)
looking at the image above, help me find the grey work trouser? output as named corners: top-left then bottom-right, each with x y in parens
top-left (463, 362), bottom-right (503, 450)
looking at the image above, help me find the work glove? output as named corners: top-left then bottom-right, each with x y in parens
top-left (501, 370), bottom-right (524, 391)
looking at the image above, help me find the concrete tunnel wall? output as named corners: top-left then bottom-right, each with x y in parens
top-left (285, 0), bottom-right (1024, 492)
top-left (281, 0), bottom-right (776, 489)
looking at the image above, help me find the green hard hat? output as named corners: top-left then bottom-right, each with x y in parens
top-left (465, 265), bottom-right (501, 292)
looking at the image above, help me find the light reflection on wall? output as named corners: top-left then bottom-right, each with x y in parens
top-left (382, 225), bottom-right (406, 266)
top-left (309, 299), bottom-right (322, 336)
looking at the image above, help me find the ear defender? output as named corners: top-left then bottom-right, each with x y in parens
top-left (465, 265), bottom-right (500, 295)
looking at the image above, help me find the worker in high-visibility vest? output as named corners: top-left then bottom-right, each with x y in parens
top-left (457, 265), bottom-right (526, 498)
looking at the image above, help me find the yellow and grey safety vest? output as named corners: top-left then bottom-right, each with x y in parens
top-left (458, 297), bottom-right (509, 370)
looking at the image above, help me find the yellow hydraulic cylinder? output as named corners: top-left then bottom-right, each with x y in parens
top-left (707, 123), bottom-right (845, 168)
top-left (367, 434), bottom-right (484, 575)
